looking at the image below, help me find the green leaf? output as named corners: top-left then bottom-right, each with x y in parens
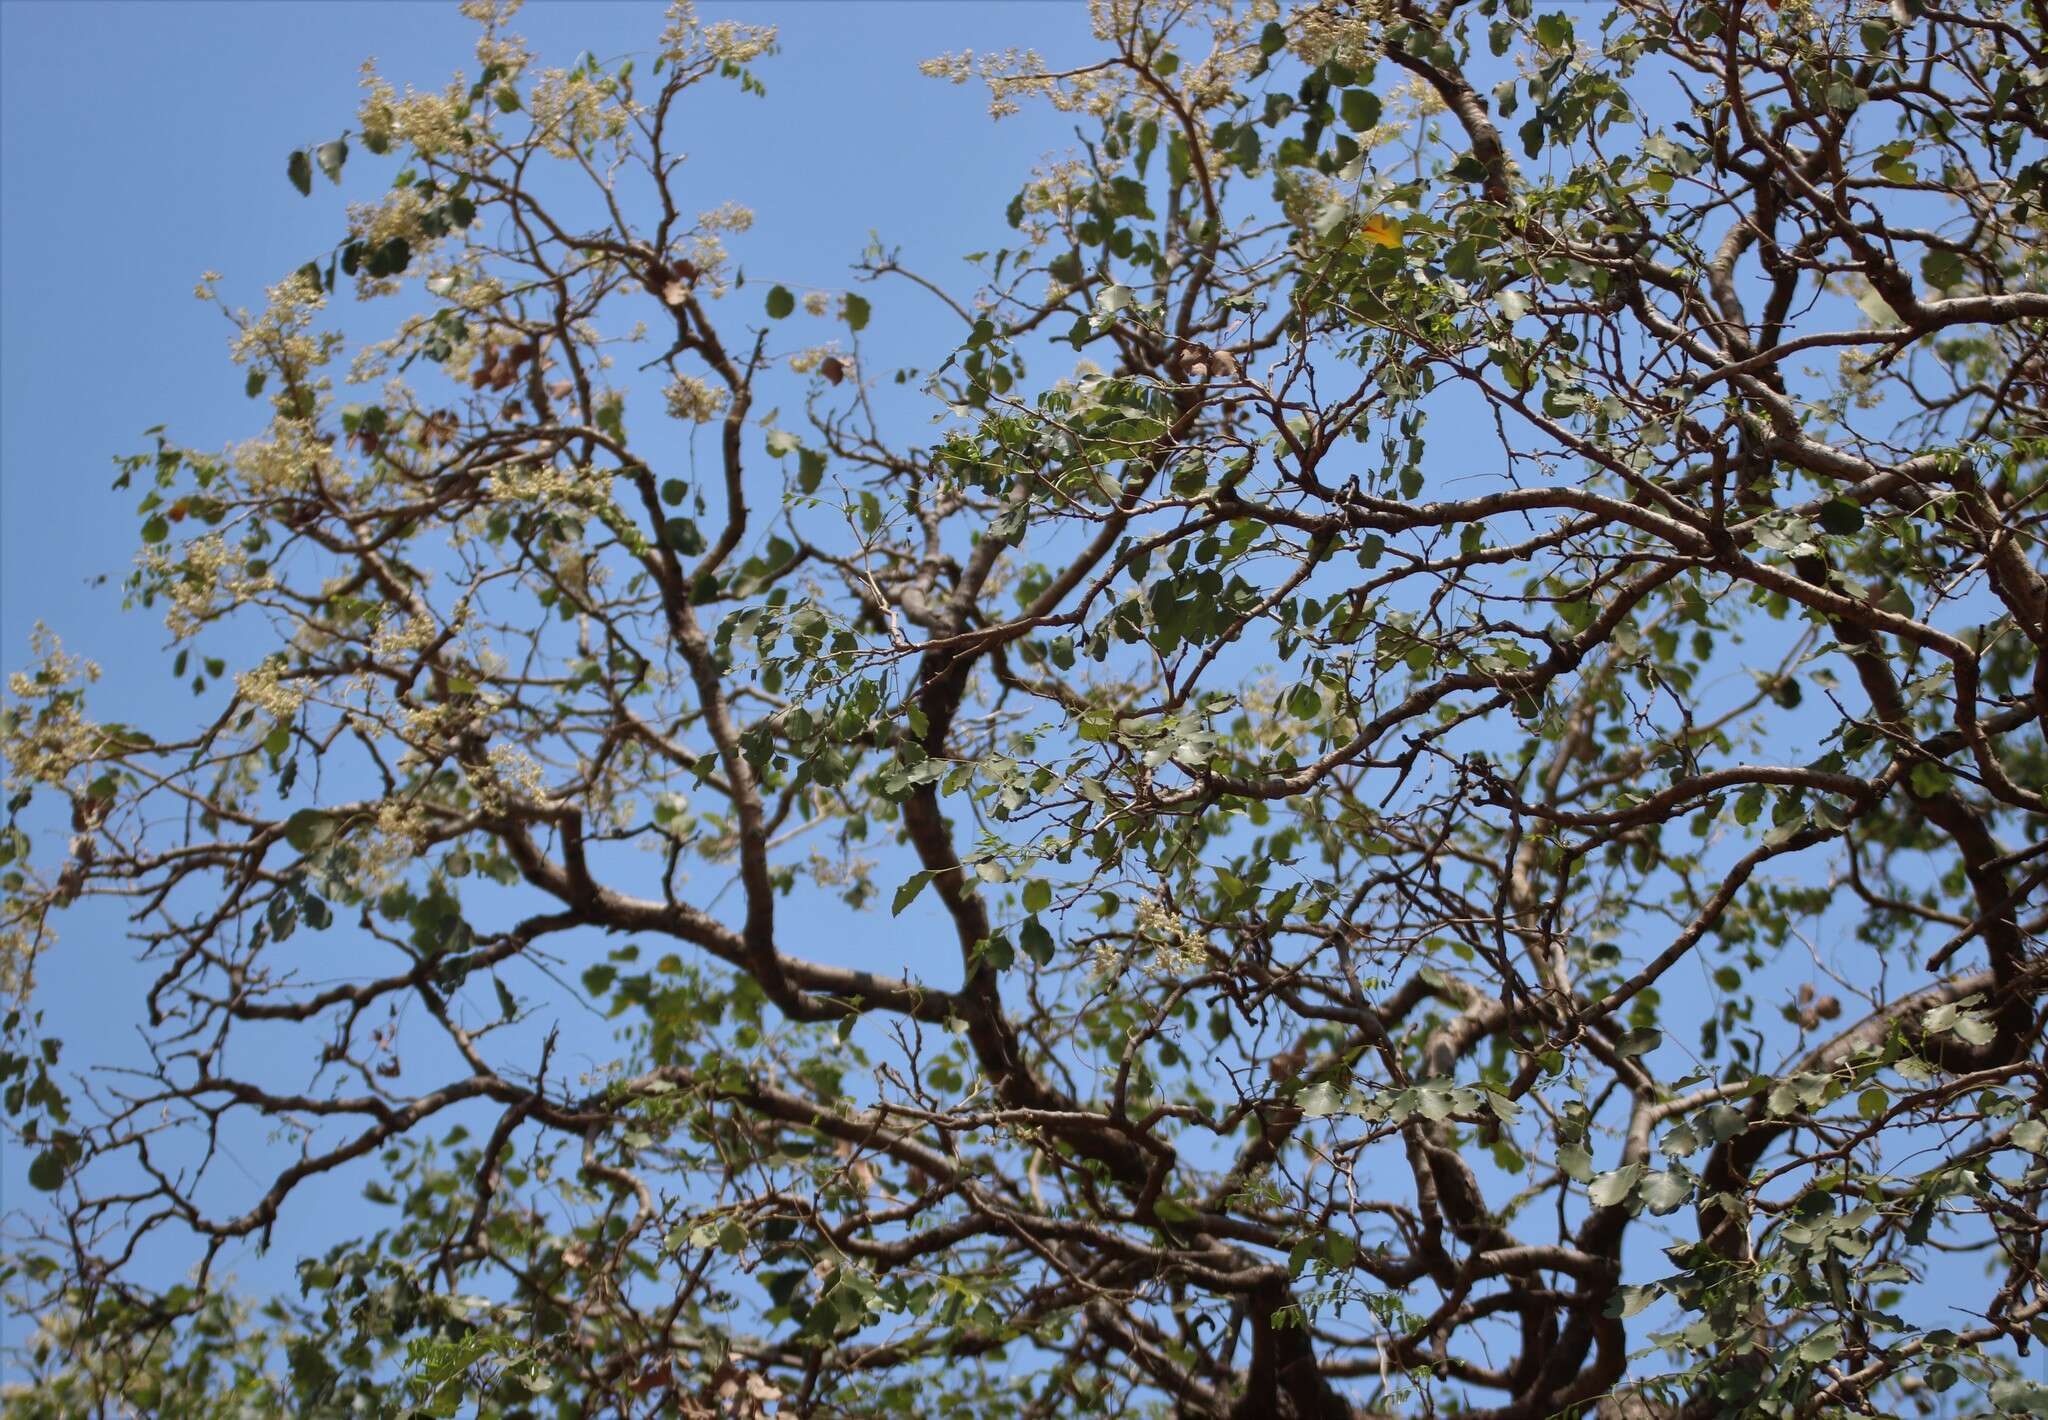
top-left (287, 149), bottom-right (313, 196)
top-left (662, 518), bottom-right (706, 556)
top-left (1558, 1141), bottom-right (1594, 1183)
top-left (494, 977), bottom-right (519, 1022)
top-left (1019, 914), bottom-right (1055, 966)
top-left (1023, 879), bottom-right (1052, 914)
top-left (1588, 1163), bottom-right (1641, 1207)
top-left (1660, 1120), bottom-right (1702, 1158)
top-left (1299, 1081), bottom-right (1345, 1117)
top-left (1616, 1028), bottom-right (1662, 1058)
top-left (765, 285), bottom-right (795, 319)
top-left (1638, 1169), bottom-right (1692, 1215)
top-left (283, 809), bottom-right (337, 854)
top-left (661, 478), bottom-right (687, 506)
top-left (843, 292), bottom-right (871, 332)
top-left (1987, 1377), bottom-right (2048, 1415)
top-left (1817, 499), bottom-right (1864, 536)
top-left (1856, 286), bottom-right (1900, 325)
top-left (1796, 1325), bottom-right (1842, 1363)
top-left (1702, 1103), bottom-right (1748, 1142)
top-left (1607, 1284), bottom-right (1660, 1319)
top-left (797, 447), bottom-right (826, 494)
top-left (1340, 88), bottom-right (1382, 133)
top-left (27, 1150), bottom-right (65, 1191)
top-left (1919, 248), bottom-right (1964, 291)
top-left (892, 870), bottom-right (934, 917)
top-left (1909, 761), bottom-right (1952, 797)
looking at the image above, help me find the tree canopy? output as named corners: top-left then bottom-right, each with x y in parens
top-left (4, 0), bottom-right (2047, 1414)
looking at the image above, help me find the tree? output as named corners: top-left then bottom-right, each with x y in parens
top-left (3, 0), bottom-right (2046, 1413)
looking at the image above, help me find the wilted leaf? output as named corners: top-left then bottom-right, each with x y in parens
top-left (1359, 214), bottom-right (1403, 249)
top-left (315, 138), bottom-right (348, 185)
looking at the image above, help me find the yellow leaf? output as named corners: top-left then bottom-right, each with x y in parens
top-left (1359, 214), bottom-right (1403, 249)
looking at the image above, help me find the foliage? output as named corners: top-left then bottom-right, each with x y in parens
top-left (4, 0), bottom-right (2047, 1414)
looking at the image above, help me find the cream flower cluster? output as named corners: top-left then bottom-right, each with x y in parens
top-left (1133, 892), bottom-right (1211, 977)
top-left (1286, 0), bottom-right (1393, 71)
top-left (661, 3), bottom-right (777, 66)
top-left (2, 626), bottom-right (105, 791)
top-left (372, 610), bottom-right (442, 662)
top-left (139, 535), bottom-right (273, 641)
top-left (527, 66), bottom-right (630, 159)
top-left (229, 272), bottom-right (336, 379)
top-left (236, 660), bottom-right (307, 721)
top-left (787, 346), bottom-right (845, 376)
top-left (481, 742), bottom-right (551, 809)
top-left (233, 417), bottom-right (343, 496)
top-left (345, 187), bottom-right (452, 298)
top-left (489, 462), bottom-right (614, 507)
top-left (358, 66), bottom-right (473, 159)
top-left (924, 0), bottom-right (1269, 122)
top-left (664, 373), bottom-right (730, 424)
top-left (699, 201), bottom-right (756, 235)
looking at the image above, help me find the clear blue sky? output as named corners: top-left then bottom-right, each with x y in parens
top-left (0, 0), bottom-right (1085, 1335)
